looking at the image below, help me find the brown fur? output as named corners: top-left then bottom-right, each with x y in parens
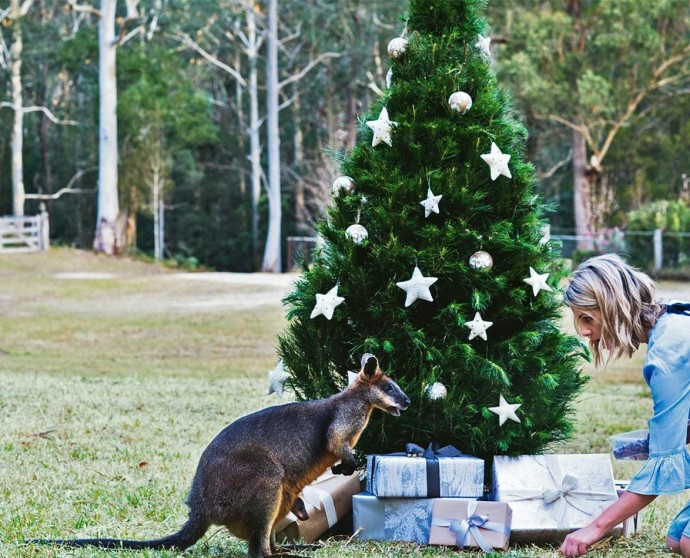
top-left (28, 354), bottom-right (410, 558)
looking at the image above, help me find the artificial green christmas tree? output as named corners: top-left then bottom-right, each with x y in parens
top-left (277, 0), bottom-right (587, 461)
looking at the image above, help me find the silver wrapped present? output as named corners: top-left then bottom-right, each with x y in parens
top-left (490, 454), bottom-right (619, 542)
top-left (353, 491), bottom-right (477, 544)
top-left (366, 444), bottom-right (484, 498)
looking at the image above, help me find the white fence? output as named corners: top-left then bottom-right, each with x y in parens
top-left (289, 228), bottom-right (690, 272)
top-left (548, 227), bottom-right (690, 270)
top-left (0, 213), bottom-right (50, 254)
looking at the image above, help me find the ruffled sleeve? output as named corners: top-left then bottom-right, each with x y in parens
top-left (627, 448), bottom-right (690, 495)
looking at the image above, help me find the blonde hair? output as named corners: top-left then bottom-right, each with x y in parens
top-left (563, 253), bottom-right (663, 367)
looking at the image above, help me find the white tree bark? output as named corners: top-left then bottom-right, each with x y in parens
top-left (93, 0), bottom-right (121, 254)
top-left (262, 0), bottom-right (281, 272)
top-left (245, 4), bottom-right (262, 269)
top-left (9, 0), bottom-right (25, 216)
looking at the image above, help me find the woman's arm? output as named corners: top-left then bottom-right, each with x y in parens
top-left (560, 491), bottom-right (656, 557)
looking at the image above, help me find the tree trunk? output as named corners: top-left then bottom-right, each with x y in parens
top-left (571, 128), bottom-right (594, 250)
top-left (262, 0), bottom-right (281, 273)
top-left (93, 0), bottom-right (122, 255)
top-left (292, 84), bottom-right (306, 233)
top-left (246, 3), bottom-right (262, 270)
top-left (10, 0), bottom-right (25, 217)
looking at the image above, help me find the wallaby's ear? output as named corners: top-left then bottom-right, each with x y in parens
top-left (361, 353), bottom-right (378, 379)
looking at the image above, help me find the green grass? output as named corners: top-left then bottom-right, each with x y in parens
top-left (0, 248), bottom-right (687, 557)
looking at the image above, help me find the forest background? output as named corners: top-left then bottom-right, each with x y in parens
top-left (1, 0), bottom-right (689, 272)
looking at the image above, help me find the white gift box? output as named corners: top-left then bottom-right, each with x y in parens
top-left (490, 454), bottom-right (619, 542)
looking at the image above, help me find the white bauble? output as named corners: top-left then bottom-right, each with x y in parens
top-left (448, 91), bottom-right (473, 114)
top-left (331, 176), bottom-right (355, 196)
top-left (345, 224), bottom-right (368, 245)
top-left (425, 382), bottom-right (448, 400)
top-left (387, 37), bottom-right (408, 59)
top-left (469, 250), bottom-right (494, 271)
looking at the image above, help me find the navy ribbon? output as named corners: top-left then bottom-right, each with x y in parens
top-left (666, 302), bottom-right (690, 316)
top-left (404, 442), bottom-right (463, 498)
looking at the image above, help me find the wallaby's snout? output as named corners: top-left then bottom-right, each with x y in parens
top-left (383, 378), bottom-right (411, 416)
top-left (359, 353), bottom-right (411, 416)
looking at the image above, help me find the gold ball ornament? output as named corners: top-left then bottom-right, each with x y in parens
top-left (387, 37), bottom-right (408, 59)
top-left (345, 224), bottom-right (368, 245)
top-left (448, 91), bottom-right (473, 114)
top-left (469, 250), bottom-right (494, 271)
top-left (331, 176), bottom-right (355, 196)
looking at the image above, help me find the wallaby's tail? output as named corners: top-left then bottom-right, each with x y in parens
top-left (27, 515), bottom-right (209, 551)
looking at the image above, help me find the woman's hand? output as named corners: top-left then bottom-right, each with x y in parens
top-left (559, 524), bottom-right (607, 557)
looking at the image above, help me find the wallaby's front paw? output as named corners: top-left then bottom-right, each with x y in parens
top-left (331, 461), bottom-right (356, 475)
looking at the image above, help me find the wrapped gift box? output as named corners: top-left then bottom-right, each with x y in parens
top-left (611, 421), bottom-right (690, 460)
top-left (366, 445), bottom-right (484, 498)
top-left (353, 491), bottom-right (478, 544)
top-left (429, 500), bottom-right (512, 551)
top-left (274, 470), bottom-right (362, 543)
top-left (611, 429), bottom-right (650, 460)
top-left (490, 454), bottom-right (619, 542)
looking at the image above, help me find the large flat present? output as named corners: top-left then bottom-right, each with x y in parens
top-left (275, 470), bottom-right (362, 543)
top-left (429, 500), bottom-right (512, 551)
top-left (353, 491), bottom-right (478, 544)
top-left (490, 454), bottom-right (619, 542)
top-left (366, 444), bottom-right (484, 498)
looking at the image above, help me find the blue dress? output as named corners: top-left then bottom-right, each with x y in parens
top-left (628, 304), bottom-right (690, 496)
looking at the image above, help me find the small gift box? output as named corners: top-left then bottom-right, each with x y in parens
top-left (353, 491), bottom-right (479, 544)
top-left (490, 454), bottom-right (618, 542)
top-left (611, 429), bottom-right (650, 460)
top-left (274, 470), bottom-right (362, 543)
top-left (429, 500), bottom-right (512, 552)
top-left (366, 443), bottom-right (484, 498)
top-left (611, 421), bottom-right (690, 460)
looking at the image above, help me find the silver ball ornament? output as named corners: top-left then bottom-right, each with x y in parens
top-left (386, 68), bottom-right (393, 89)
top-left (345, 224), bottom-right (368, 245)
top-left (387, 37), bottom-right (408, 59)
top-left (331, 176), bottom-right (355, 196)
top-left (425, 382), bottom-right (448, 400)
top-left (469, 250), bottom-right (494, 271)
top-left (448, 91), bottom-right (473, 114)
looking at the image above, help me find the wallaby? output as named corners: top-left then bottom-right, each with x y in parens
top-left (28, 354), bottom-right (410, 558)
top-left (290, 497), bottom-right (309, 522)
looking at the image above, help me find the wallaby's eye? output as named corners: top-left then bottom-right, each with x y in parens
top-left (383, 384), bottom-right (393, 394)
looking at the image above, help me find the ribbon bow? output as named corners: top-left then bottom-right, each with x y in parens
top-left (405, 442), bottom-right (463, 459)
top-left (432, 501), bottom-right (510, 553)
top-left (666, 302), bottom-right (690, 316)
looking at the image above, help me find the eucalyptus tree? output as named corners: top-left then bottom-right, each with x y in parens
top-left (487, 0), bottom-right (690, 246)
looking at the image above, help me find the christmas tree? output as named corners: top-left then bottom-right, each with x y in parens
top-left (277, 0), bottom-right (587, 461)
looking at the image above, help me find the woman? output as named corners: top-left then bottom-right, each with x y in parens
top-left (560, 253), bottom-right (690, 557)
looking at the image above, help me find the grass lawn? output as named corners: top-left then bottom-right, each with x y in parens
top-left (1, 248), bottom-right (688, 558)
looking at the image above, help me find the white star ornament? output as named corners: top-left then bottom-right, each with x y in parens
top-left (523, 267), bottom-right (553, 297)
top-left (475, 34), bottom-right (491, 58)
top-left (420, 188), bottom-right (442, 218)
top-left (267, 360), bottom-right (290, 397)
top-left (464, 312), bottom-right (493, 341)
top-left (396, 267), bottom-right (438, 307)
top-left (489, 394), bottom-right (522, 426)
top-left (481, 142), bottom-right (512, 181)
top-left (366, 107), bottom-right (398, 147)
top-left (310, 285), bottom-right (345, 320)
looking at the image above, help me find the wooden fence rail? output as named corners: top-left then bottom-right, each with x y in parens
top-left (0, 213), bottom-right (50, 254)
